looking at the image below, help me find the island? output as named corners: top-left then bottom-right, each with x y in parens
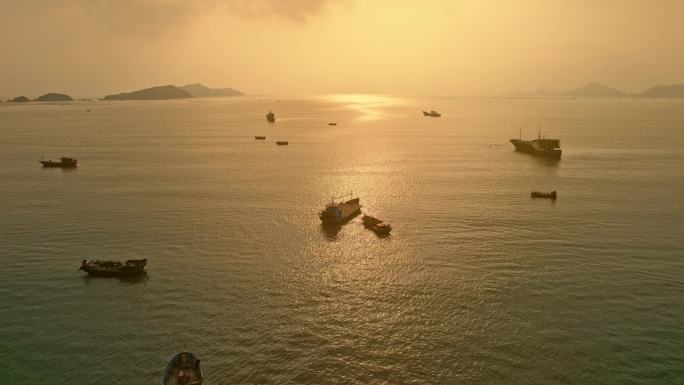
top-left (640, 84), bottom-right (684, 98)
top-left (8, 96), bottom-right (30, 102)
top-left (35, 93), bottom-right (74, 102)
top-left (102, 85), bottom-right (192, 101)
top-left (180, 83), bottom-right (243, 97)
top-left (566, 82), bottom-right (626, 97)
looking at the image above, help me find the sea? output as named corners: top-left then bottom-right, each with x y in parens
top-left (1, 95), bottom-right (683, 385)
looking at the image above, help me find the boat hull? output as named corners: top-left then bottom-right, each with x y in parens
top-left (531, 191), bottom-right (557, 199)
top-left (39, 160), bottom-right (77, 168)
top-left (80, 259), bottom-right (147, 277)
top-left (162, 352), bottom-right (203, 385)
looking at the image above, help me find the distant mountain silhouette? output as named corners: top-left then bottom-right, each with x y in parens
top-left (640, 84), bottom-right (684, 98)
top-left (566, 82), bottom-right (626, 97)
top-left (8, 96), bottom-right (30, 102)
top-left (180, 83), bottom-right (243, 97)
top-left (103, 85), bottom-right (192, 101)
top-left (35, 93), bottom-right (73, 102)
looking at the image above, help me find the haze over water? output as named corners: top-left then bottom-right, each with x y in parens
top-left (1, 96), bottom-right (683, 384)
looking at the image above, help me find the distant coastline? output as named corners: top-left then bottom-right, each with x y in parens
top-left (3, 83), bottom-right (244, 103)
top-left (508, 82), bottom-right (684, 98)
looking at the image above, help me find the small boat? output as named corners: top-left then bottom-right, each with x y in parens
top-left (362, 215), bottom-right (392, 235)
top-left (276, 141), bottom-right (288, 145)
top-left (162, 352), bottom-right (202, 385)
top-left (255, 136), bottom-right (266, 140)
top-left (422, 110), bottom-right (441, 117)
top-left (266, 110), bottom-right (275, 122)
top-left (531, 191), bottom-right (557, 199)
top-left (39, 156), bottom-right (77, 168)
top-left (328, 122), bottom-right (337, 126)
top-left (79, 259), bottom-right (147, 277)
top-left (320, 193), bottom-right (361, 225)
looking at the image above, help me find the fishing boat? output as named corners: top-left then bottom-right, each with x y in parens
top-left (510, 130), bottom-right (562, 158)
top-left (266, 110), bottom-right (275, 122)
top-left (39, 156), bottom-right (77, 168)
top-left (362, 215), bottom-right (392, 235)
top-left (320, 193), bottom-right (361, 225)
top-left (255, 136), bottom-right (266, 140)
top-left (328, 122), bottom-right (337, 126)
top-left (162, 352), bottom-right (202, 385)
top-left (531, 191), bottom-right (557, 199)
top-left (276, 141), bottom-right (289, 145)
top-left (79, 259), bottom-right (147, 277)
top-left (422, 110), bottom-right (441, 117)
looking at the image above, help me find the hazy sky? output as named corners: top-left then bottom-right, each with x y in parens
top-left (1, 0), bottom-right (683, 97)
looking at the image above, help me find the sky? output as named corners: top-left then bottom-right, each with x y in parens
top-left (1, 0), bottom-right (683, 97)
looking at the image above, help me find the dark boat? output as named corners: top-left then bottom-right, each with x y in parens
top-left (39, 156), bottom-right (77, 168)
top-left (422, 110), bottom-right (441, 117)
top-left (362, 215), bottom-right (392, 235)
top-left (320, 193), bottom-right (361, 225)
top-left (266, 110), bottom-right (275, 122)
top-left (531, 191), bottom-right (557, 199)
top-left (328, 122), bottom-right (337, 126)
top-left (255, 136), bottom-right (266, 140)
top-left (510, 131), bottom-right (562, 158)
top-left (79, 259), bottom-right (147, 277)
top-left (162, 352), bottom-right (202, 385)
top-left (276, 141), bottom-right (289, 145)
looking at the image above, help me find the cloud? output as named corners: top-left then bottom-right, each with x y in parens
top-left (80, 0), bottom-right (211, 36)
top-left (78, 0), bottom-right (349, 36)
top-left (223, 0), bottom-right (349, 23)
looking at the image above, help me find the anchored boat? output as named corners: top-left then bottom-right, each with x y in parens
top-left (510, 130), bottom-right (562, 158)
top-left (362, 215), bottom-right (392, 235)
top-left (320, 193), bottom-right (361, 225)
top-left (255, 136), bottom-right (266, 140)
top-left (422, 110), bottom-right (441, 117)
top-left (39, 156), bottom-right (77, 168)
top-left (162, 352), bottom-right (202, 385)
top-left (531, 191), bottom-right (557, 199)
top-left (266, 110), bottom-right (275, 122)
top-left (276, 141), bottom-right (289, 145)
top-left (79, 259), bottom-right (147, 277)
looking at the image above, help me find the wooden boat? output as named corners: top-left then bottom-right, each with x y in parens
top-left (79, 259), bottom-right (147, 277)
top-left (266, 110), bottom-right (275, 122)
top-left (422, 110), bottom-right (441, 117)
top-left (531, 191), bottom-right (557, 199)
top-left (162, 352), bottom-right (202, 385)
top-left (328, 122), bottom-right (337, 126)
top-left (39, 156), bottom-right (77, 168)
top-left (254, 136), bottom-right (266, 140)
top-left (320, 193), bottom-right (361, 225)
top-left (362, 215), bottom-right (392, 235)
top-left (276, 141), bottom-right (288, 145)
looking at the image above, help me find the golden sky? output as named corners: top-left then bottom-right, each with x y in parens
top-left (1, 0), bottom-right (683, 97)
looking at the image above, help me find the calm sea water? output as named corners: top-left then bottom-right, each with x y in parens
top-left (1, 96), bottom-right (683, 385)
